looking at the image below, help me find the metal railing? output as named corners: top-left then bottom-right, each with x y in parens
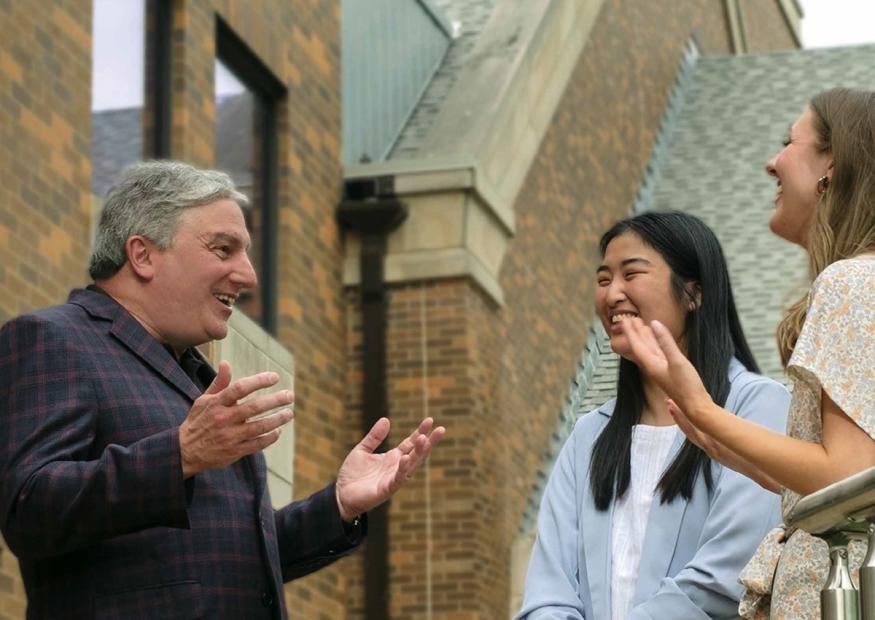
top-left (786, 465), bottom-right (875, 619)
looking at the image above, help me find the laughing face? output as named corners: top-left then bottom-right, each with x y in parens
top-left (765, 106), bottom-right (833, 247)
top-left (145, 198), bottom-right (257, 352)
top-left (595, 232), bottom-right (691, 360)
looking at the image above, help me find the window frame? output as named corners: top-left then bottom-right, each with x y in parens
top-left (146, 0), bottom-right (173, 158)
top-left (215, 17), bottom-right (286, 334)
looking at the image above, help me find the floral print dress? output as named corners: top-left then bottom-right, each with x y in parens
top-left (739, 254), bottom-right (875, 620)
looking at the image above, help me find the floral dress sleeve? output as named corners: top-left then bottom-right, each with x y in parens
top-left (787, 257), bottom-right (875, 436)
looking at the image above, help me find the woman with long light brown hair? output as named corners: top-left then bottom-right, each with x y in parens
top-left (621, 87), bottom-right (875, 619)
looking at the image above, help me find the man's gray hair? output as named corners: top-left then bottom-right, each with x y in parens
top-left (88, 160), bottom-right (249, 280)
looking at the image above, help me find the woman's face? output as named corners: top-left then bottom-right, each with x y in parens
top-left (765, 106), bottom-right (832, 247)
top-left (595, 232), bottom-right (692, 360)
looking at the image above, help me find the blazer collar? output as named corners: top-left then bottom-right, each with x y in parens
top-left (593, 357), bottom-right (745, 420)
top-left (727, 356), bottom-right (745, 382)
top-left (595, 398), bottom-right (616, 417)
top-left (68, 288), bottom-right (204, 402)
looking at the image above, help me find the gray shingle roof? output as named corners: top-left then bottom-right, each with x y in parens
top-left (649, 43), bottom-right (875, 380)
top-left (91, 95), bottom-right (253, 199)
top-left (91, 108), bottom-right (143, 198)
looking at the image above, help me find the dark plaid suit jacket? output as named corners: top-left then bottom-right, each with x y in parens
top-left (0, 289), bottom-right (362, 619)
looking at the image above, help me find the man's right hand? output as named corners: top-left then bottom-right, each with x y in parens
top-left (179, 360), bottom-right (294, 478)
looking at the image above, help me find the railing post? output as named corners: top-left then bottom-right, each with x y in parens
top-left (784, 467), bottom-right (875, 620)
top-left (860, 523), bottom-right (875, 620)
top-left (822, 532), bottom-right (860, 620)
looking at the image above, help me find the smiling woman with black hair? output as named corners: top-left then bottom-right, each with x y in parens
top-left (515, 211), bottom-right (789, 620)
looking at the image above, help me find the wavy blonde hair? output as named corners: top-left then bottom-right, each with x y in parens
top-left (777, 88), bottom-right (875, 366)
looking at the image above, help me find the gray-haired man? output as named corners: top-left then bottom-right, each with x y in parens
top-left (0, 161), bottom-right (444, 619)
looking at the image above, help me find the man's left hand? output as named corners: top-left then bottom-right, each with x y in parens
top-left (335, 417), bottom-right (445, 522)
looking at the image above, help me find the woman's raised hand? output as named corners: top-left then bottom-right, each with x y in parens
top-left (619, 318), bottom-right (712, 415)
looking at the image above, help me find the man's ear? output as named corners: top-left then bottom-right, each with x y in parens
top-left (126, 235), bottom-right (157, 281)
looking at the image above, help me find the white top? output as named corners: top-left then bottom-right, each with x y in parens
top-left (611, 424), bottom-right (678, 620)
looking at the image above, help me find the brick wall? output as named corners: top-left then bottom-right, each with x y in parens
top-left (0, 546), bottom-right (25, 620)
top-left (0, 1), bottom-right (92, 612)
top-left (345, 279), bottom-right (502, 619)
top-left (0, 0), bottom-right (92, 324)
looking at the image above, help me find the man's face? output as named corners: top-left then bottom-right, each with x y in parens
top-left (148, 198), bottom-right (256, 352)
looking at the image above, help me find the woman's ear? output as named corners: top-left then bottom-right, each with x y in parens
top-left (687, 282), bottom-right (702, 311)
top-left (126, 235), bottom-right (156, 281)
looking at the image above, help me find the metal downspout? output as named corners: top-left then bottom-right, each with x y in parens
top-left (337, 177), bottom-right (408, 620)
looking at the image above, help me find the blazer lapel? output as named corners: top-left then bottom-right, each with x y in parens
top-left (581, 403), bottom-right (615, 620)
top-left (632, 431), bottom-right (689, 604)
top-left (582, 493), bottom-right (613, 620)
top-left (109, 313), bottom-right (203, 402)
top-left (70, 288), bottom-right (203, 402)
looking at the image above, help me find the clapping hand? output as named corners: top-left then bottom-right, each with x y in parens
top-left (335, 417), bottom-right (445, 522)
top-left (619, 317), bottom-right (712, 415)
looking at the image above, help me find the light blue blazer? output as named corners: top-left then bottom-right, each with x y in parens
top-left (516, 359), bottom-right (790, 620)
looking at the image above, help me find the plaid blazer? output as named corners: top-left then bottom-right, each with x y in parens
top-left (0, 289), bottom-right (362, 619)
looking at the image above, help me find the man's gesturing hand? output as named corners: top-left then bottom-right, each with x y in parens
top-left (335, 417), bottom-right (445, 523)
top-left (179, 360), bottom-right (294, 478)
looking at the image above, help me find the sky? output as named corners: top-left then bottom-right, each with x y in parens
top-left (91, 0), bottom-right (875, 112)
top-left (91, 0), bottom-right (246, 112)
top-left (91, 0), bottom-right (143, 111)
top-left (799, 0), bottom-right (875, 48)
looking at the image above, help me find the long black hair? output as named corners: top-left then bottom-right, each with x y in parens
top-left (589, 211), bottom-right (759, 510)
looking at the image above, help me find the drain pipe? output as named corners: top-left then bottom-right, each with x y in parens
top-left (337, 175), bottom-right (408, 620)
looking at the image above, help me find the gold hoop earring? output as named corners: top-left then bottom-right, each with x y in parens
top-left (816, 175), bottom-right (830, 195)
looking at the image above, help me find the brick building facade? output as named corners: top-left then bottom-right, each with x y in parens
top-left (0, 1), bottom-right (799, 618)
